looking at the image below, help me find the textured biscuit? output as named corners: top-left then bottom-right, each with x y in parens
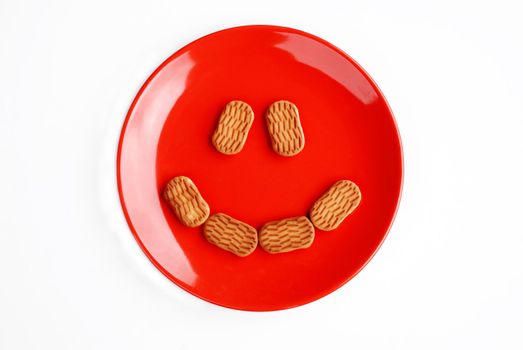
top-left (203, 213), bottom-right (258, 257)
top-left (310, 180), bottom-right (361, 231)
top-left (212, 101), bottom-right (254, 155)
top-left (259, 216), bottom-right (315, 254)
top-left (163, 176), bottom-right (210, 227)
top-left (265, 100), bottom-right (305, 156)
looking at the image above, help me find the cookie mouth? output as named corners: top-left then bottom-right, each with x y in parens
top-left (162, 100), bottom-right (362, 256)
top-left (164, 177), bottom-right (361, 257)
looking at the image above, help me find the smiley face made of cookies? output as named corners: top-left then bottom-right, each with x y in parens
top-left (163, 100), bottom-right (362, 257)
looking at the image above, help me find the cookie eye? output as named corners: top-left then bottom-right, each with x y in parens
top-left (211, 101), bottom-right (254, 155)
top-left (266, 100), bottom-right (305, 156)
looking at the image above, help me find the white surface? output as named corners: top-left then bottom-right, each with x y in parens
top-left (1, 0), bottom-right (522, 348)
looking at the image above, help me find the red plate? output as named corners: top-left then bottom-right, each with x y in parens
top-left (117, 25), bottom-right (403, 311)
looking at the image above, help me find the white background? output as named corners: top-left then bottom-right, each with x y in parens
top-left (1, 0), bottom-right (522, 349)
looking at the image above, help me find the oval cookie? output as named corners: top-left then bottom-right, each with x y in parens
top-left (259, 216), bottom-right (315, 254)
top-left (212, 101), bottom-right (254, 155)
top-left (203, 213), bottom-right (258, 257)
top-left (310, 180), bottom-right (361, 231)
top-left (163, 176), bottom-right (210, 227)
top-left (266, 100), bottom-right (305, 156)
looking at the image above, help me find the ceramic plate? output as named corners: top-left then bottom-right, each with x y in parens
top-left (117, 25), bottom-right (403, 311)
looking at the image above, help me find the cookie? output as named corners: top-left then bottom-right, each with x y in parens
top-left (310, 180), bottom-right (361, 231)
top-left (203, 213), bottom-right (258, 257)
top-left (259, 216), bottom-right (315, 254)
top-left (163, 176), bottom-right (210, 227)
top-left (212, 101), bottom-right (254, 155)
top-left (265, 100), bottom-right (305, 156)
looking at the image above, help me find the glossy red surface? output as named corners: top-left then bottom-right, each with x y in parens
top-left (117, 25), bottom-right (403, 311)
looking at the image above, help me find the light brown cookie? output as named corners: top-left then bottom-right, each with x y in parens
top-left (310, 180), bottom-right (361, 231)
top-left (212, 101), bottom-right (254, 155)
top-left (259, 216), bottom-right (315, 254)
top-left (265, 100), bottom-right (305, 156)
top-left (163, 176), bottom-right (210, 227)
top-left (203, 213), bottom-right (258, 257)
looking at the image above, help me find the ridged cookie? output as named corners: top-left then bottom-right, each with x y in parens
top-left (163, 176), bottom-right (210, 227)
top-left (259, 216), bottom-right (315, 254)
top-left (310, 180), bottom-right (361, 231)
top-left (265, 100), bottom-right (305, 156)
top-left (203, 213), bottom-right (258, 257)
top-left (212, 101), bottom-right (254, 155)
